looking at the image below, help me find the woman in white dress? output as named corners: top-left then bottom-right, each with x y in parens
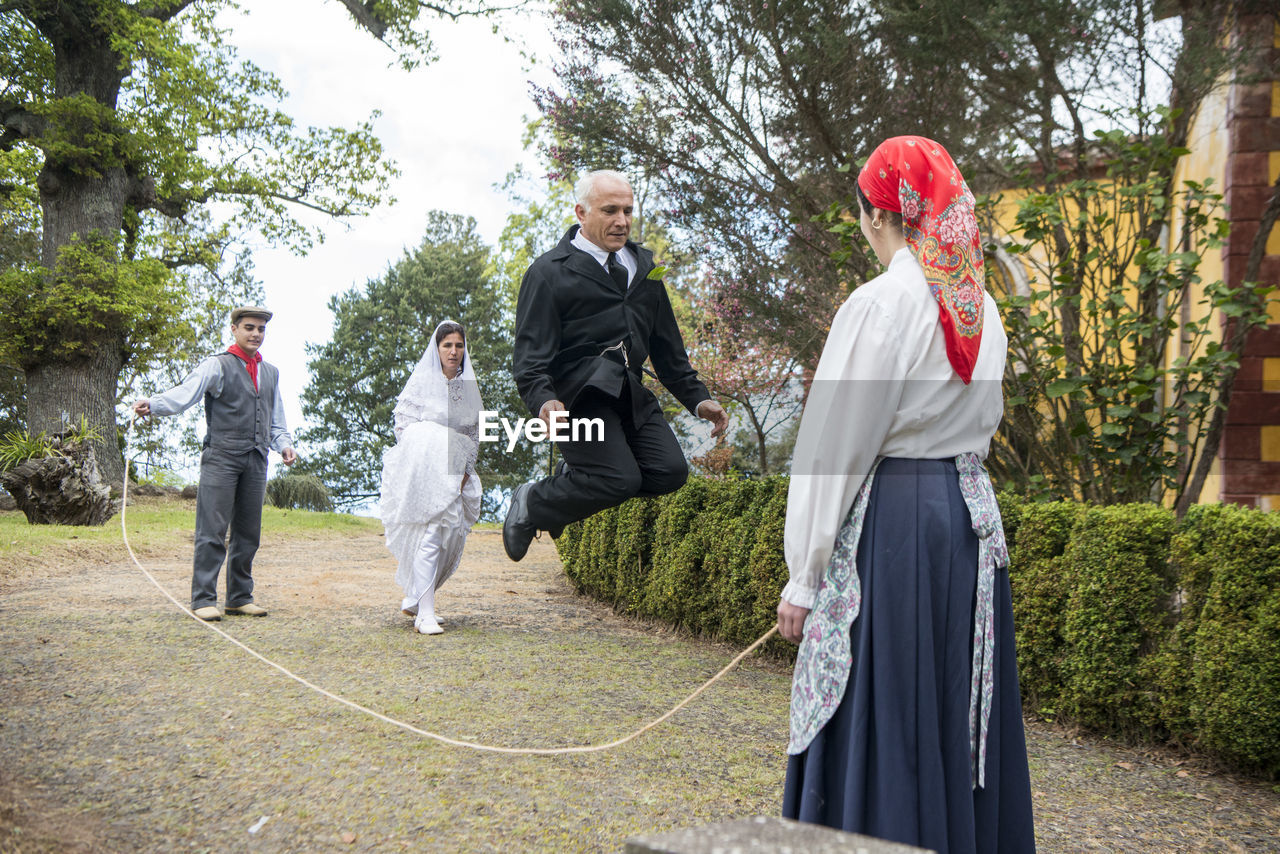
top-left (379, 320), bottom-right (483, 635)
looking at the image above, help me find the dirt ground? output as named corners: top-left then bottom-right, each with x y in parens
top-left (1, 500), bottom-right (1278, 852)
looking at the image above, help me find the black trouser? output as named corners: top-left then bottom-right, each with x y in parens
top-left (526, 386), bottom-right (688, 532)
top-left (192, 446), bottom-right (267, 608)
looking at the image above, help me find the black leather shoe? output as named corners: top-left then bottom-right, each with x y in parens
top-left (503, 483), bottom-right (537, 561)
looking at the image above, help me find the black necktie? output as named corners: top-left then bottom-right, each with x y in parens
top-left (606, 252), bottom-right (629, 292)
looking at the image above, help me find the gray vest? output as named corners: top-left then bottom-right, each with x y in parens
top-left (204, 352), bottom-right (278, 456)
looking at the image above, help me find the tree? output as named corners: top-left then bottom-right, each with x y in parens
top-left (541, 0), bottom-right (1269, 504)
top-left (0, 0), bottom-right (497, 487)
top-left (537, 0), bottom-right (892, 370)
top-left (538, 1), bottom-right (1251, 364)
top-left (0, 144), bottom-right (39, 436)
top-left (299, 211), bottom-right (535, 513)
top-left (986, 127), bottom-right (1271, 506)
top-left (685, 277), bottom-right (802, 475)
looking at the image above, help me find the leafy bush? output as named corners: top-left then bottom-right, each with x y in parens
top-left (1059, 503), bottom-right (1176, 736)
top-left (1180, 504), bottom-right (1280, 777)
top-left (560, 477), bottom-right (791, 650)
top-left (561, 476), bottom-right (1280, 778)
top-left (1003, 499), bottom-right (1085, 717)
top-left (1151, 502), bottom-right (1228, 745)
top-left (265, 473), bottom-right (333, 512)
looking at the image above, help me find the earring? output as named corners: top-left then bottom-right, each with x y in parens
top-left (872, 220), bottom-right (883, 230)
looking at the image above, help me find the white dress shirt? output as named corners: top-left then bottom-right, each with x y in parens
top-left (571, 229), bottom-right (638, 286)
top-left (148, 354), bottom-right (295, 453)
top-left (781, 247), bottom-right (1007, 608)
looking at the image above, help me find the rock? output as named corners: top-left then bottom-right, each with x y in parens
top-left (0, 493), bottom-right (16, 512)
top-left (625, 817), bottom-right (936, 854)
top-left (132, 482), bottom-right (167, 497)
top-left (181, 484), bottom-right (198, 500)
top-left (0, 440), bottom-right (115, 526)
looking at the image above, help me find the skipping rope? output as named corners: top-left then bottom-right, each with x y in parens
top-left (120, 417), bottom-right (778, 755)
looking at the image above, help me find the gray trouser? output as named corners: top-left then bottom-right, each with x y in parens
top-left (192, 447), bottom-right (267, 608)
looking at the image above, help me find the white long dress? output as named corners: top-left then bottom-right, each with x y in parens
top-left (379, 324), bottom-right (483, 632)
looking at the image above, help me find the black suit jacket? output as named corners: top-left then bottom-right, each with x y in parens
top-left (513, 226), bottom-right (710, 423)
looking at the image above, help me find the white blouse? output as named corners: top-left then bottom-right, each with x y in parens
top-left (782, 247), bottom-right (1007, 608)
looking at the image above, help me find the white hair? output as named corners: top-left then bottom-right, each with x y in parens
top-left (574, 170), bottom-right (632, 212)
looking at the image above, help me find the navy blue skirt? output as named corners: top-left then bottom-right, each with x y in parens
top-left (782, 458), bottom-right (1036, 854)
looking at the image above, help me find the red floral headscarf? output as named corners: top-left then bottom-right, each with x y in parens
top-left (858, 136), bottom-right (985, 384)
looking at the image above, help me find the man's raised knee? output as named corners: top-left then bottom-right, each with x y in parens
top-left (643, 459), bottom-right (688, 497)
top-left (599, 467), bottom-right (644, 503)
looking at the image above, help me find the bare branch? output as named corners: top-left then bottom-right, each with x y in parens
top-left (129, 0), bottom-right (199, 21)
top-left (132, 171), bottom-right (361, 221)
top-left (414, 0), bottom-right (527, 21)
top-left (336, 0), bottom-right (527, 41)
top-left (127, 175), bottom-right (209, 218)
top-left (257, 191), bottom-right (355, 217)
top-left (1, 101), bottom-right (45, 147)
top-left (334, 0), bottom-right (387, 40)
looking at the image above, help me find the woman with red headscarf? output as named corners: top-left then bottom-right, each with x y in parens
top-left (777, 137), bottom-right (1036, 852)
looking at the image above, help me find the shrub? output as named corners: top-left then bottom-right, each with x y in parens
top-left (1004, 500), bottom-right (1085, 716)
top-left (642, 477), bottom-right (714, 626)
top-left (1058, 503), bottom-right (1176, 737)
top-left (612, 495), bottom-right (661, 614)
top-left (1183, 504), bottom-right (1280, 776)
top-left (558, 476), bottom-right (791, 649)
top-left (265, 473), bottom-right (333, 512)
top-left (1152, 502), bottom-right (1229, 745)
top-left (746, 480), bottom-right (792, 658)
top-left (704, 478), bottom-right (782, 645)
top-left (559, 476), bottom-right (1280, 778)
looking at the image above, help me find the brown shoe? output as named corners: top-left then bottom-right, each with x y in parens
top-left (193, 606), bottom-right (222, 621)
top-left (225, 603), bottom-right (268, 617)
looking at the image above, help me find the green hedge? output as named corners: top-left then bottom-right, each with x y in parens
top-left (557, 478), bottom-right (1280, 778)
top-left (560, 477), bottom-right (793, 658)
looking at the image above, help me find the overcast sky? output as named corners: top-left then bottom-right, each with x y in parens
top-left (216, 2), bottom-right (557, 460)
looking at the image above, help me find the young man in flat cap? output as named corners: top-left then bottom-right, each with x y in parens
top-left (133, 306), bottom-right (297, 620)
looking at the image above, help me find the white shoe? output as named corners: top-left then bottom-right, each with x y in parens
top-left (414, 615), bottom-right (443, 635)
top-left (400, 597), bottom-right (418, 617)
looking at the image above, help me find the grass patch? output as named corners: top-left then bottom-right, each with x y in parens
top-left (0, 499), bottom-right (383, 582)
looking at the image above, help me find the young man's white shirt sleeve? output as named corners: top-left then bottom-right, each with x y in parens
top-left (147, 358), bottom-right (225, 417)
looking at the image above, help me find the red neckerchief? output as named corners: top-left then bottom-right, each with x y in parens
top-left (858, 135), bottom-right (984, 384)
top-left (227, 344), bottom-right (262, 391)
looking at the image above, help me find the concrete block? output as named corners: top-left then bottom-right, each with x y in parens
top-left (624, 816), bottom-right (936, 854)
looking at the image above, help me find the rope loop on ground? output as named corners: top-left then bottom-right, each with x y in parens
top-left (120, 416), bottom-right (777, 754)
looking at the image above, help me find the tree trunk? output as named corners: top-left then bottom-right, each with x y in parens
top-left (0, 437), bottom-right (115, 526)
top-left (19, 5), bottom-right (133, 489)
top-left (28, 165), bottom-right (132, 489)
top-left (24, 345), bottom-right (126, 487)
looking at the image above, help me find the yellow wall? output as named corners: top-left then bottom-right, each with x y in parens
top-left (1172, 79), bottom-right (1232, 504)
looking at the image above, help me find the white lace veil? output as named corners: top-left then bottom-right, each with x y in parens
top-left (393, 320), bottom-right (484, 430)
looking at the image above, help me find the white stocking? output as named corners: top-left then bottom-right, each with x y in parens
top-left (410, 526), bottom-right (444, 633)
